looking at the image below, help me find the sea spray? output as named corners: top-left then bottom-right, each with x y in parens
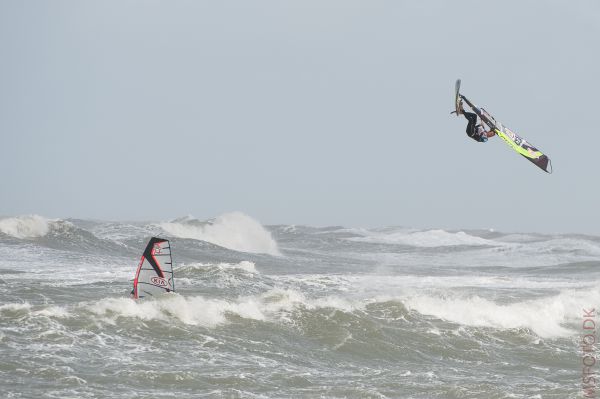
top-left (160, 212), bottom-right (281, 256)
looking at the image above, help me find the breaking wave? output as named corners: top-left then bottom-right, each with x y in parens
top-left (11, 282), bottom-right (587, 339)
top-left (85, 288), bottom-right (357, 328)
top-left (401, 287), bottom-right (599, 338)
top-left (159, 212), bottom-right (281, 256)
top-left (0, 215), bottom-right (58, 239)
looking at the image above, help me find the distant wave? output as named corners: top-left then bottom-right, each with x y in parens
top-left (0, 215), bottom-right (66, 239)
top-left (528, 236), bottom-right (600, 256)
top-left (349, 228), bottom-right (496, 247)
top-left (178, 261), bottom-right (258, 274)
top-left (160, 212), bottom-right (281, 256)
top-left (0, 215), bottom-right (134, 257)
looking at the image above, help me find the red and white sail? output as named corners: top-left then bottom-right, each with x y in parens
top-left (132, 237), bottom-right (174, 299)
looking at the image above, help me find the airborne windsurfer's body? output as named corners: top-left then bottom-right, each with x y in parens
top-left (452, 79), bottom-right (552, 173)
top-left (458, 103), bottom-right (495, 143)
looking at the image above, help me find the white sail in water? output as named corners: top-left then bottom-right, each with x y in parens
top-left (132, 237), bottom-right (174, 299)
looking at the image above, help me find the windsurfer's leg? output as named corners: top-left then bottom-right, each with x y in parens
top-left (463, 112), bottom-right (477, 138)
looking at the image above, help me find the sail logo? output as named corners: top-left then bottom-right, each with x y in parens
top-left (151, 276), bottom-right (168, 287)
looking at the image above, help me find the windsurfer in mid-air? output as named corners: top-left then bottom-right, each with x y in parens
top-left (457, 102), bottom-right (495, 143)
top-left (452, 79), bottom-right (551, 172)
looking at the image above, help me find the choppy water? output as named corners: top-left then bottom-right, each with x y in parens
top-left (1, 214), bottom-right (598, 398)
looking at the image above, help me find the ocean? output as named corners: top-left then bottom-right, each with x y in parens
top-left (1, 213), bottom-right (598, 398)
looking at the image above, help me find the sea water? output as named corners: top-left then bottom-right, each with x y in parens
top-left (1, 213), bottom-right (598, 398)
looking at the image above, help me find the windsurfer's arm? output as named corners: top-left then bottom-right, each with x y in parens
top-left (478, 119), bottom-right (495, 138)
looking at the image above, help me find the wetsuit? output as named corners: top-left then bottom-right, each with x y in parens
top-left (463, 111), bottom-right (488, 142)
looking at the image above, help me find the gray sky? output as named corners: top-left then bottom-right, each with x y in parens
top-left (2, 0), bottom-right (599, 233)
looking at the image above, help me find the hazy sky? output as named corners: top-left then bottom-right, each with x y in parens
top-left (2, 0), bottom-right (599, 233)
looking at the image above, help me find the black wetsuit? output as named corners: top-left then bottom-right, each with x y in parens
top-left (463, 111), bottom-right (487, 142)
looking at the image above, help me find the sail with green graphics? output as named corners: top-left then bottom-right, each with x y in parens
top-left (454, 80), bottom-right (552, 173)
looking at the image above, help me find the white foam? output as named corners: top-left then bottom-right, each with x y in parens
top-left (402, 287), bottom-right (600, 338)
top-left (0, 302), bottom-right (70, 320)
top-left (233, 261), bottom-right (257, 273)
top-left (160, 212), bottom-right (281, 256)
top-left (87, 294), bottom-right (271, 327)
top-left (350, 229), bottom-right (495, 247)
top-left (282, 273), bottom-right (599, 339)
top-left (0, 302), bottom-right (32, 313)
top-left (179, 261), bottom-right (258, 274)
top-left (91, 222), bottom-right (160, 240)
top-left (0, 215), bottom-right (53, 239)
top-left (86, 288), bottom-right (360, 328)
top-left (311, 295), bottom-right (357, 313)
top-left (356, 237), bottom-right (599, 267)
top-left (34, 306), bottom-right (70, 318)
top-left (87, 295), bottom-right (231, 327)
top-left (346, 274), bottom-right (591, 293)
top-left (533, 237), bottom-right (600, 257)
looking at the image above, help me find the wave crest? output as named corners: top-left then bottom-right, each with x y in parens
top-left (402, 288), bottom-right (600, 338)
top-left (0, 215), bottom-right (69, 239)
top-left (178, 261), bottom-right (257, 274)
top-left (160, 212), bottom-right (281, 256)
top-left (350, 229), bottom-right (495, 247)
top-left (86, 288), bottom-right (358, 328)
